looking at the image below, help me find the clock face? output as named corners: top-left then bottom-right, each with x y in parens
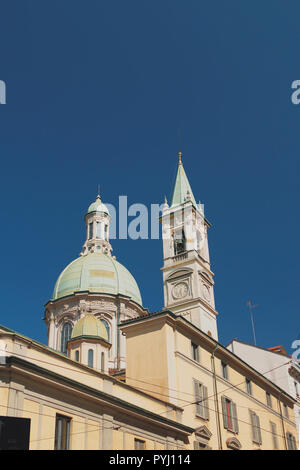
top-left (172, 282), bottom-right (188, 300)
top-left (202, 284), bottom-right (210, 302)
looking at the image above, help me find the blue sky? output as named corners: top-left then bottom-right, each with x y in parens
top-left (0, 1), bottom-right (299, 353)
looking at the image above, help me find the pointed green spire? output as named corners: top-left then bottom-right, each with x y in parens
top-left (171, 152), bottom-right (197, 208)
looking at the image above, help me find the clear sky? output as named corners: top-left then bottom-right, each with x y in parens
top-left (0, 1), bottom-right (299, 353)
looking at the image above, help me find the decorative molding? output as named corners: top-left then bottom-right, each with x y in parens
top-left (226, 437), bottom-right (242, 450)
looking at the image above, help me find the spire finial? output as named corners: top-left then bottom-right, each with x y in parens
top-left (178, 151), bottom-right (182, 165)
top-left (97, 184), bottom-right (101, 199)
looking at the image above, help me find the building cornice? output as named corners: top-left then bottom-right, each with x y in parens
top-left (120, 310), bottom-right (296, 406)
top-left (0, 355), bottom-right (193, 437)
top-left (0, 326), bottom-right (182, 411)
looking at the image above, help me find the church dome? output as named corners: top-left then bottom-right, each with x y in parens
top-left (52, 253), bottom-right (142, 305)
top-left (71, 314), bottom-right (108, 341)
top-left (87, 195), bottom-right (109, 215)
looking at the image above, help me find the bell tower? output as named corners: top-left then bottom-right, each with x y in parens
top-left (161, 152), bottom-right (218, 340)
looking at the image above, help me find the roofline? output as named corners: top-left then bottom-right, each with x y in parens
top-left (67, 335), bottom-right (111, 347)
top-left (0, 324), bottom-right (183, 411)
top-left (120, 310), bottom-right (296, 404)
top-left (226, 338), bottom-right (292, 359)
top-left (0, 355), bottom-right (193, 436)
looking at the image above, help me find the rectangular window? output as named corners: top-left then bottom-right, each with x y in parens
top-left (246, 378), bottom-right (252, 395)
top-left (194, 380), bottom-right (209, 420)
top-left (249, 410), bottom-right (262, 444)
top-left (221, 362), bottom-right (228, 380)
top-left (221, 396), bottom-right (238, 433)
top-left (173, 229), bottom-right (186, 255)
top-left (266, 392), bottom-right (272, 408)
top-left (286, 432), bottom-right (297, 450)
top-left (134, 439), bottom-right (145, 450)
top-left (191, 342), bottom-right (199, 362)
top-left (54, 414), bottom-right (71, 450)
top-left (283, 404), bottom-right (289, 419)
top-left (270, 422), bottom-right (278, 450)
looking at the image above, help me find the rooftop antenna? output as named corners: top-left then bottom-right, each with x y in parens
top-left (247, 301), bottom-right (258, 346)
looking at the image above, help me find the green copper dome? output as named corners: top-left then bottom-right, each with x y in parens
top-left (52, 253), bottom-right (142, 305)
top-left (87, 195), bottom-right (109, 215)
top-left (71, 314), bottom-right (108, 341)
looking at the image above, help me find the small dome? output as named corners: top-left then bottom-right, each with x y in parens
top-left (52, 252), bottom-right (142, 305)
top-left (71, 314), bottom-right (108, 341)
top-left (87, 195), bottom-right (109, 215)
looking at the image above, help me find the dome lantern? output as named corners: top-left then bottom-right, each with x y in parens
top-left (81, 189), bottom-right (112, 256)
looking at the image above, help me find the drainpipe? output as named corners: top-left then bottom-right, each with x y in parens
top-left (278, 394), bottom-right (288, 450)
top-left (211, 345), bottom-right (223, 450)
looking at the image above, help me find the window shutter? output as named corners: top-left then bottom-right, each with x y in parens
top-left (231, 402), bottom-right (239, 433)
top-left (256, 414), bottom-right (262, 444)
top-left (250, 411), bottom-right (262, 444)
top-left (287, 433), bottom-right (296, 450)
top-left (250, 411), bottom-right (257, 442)
top-left (221, 396), bottom-right (228, 429)
top-left (194, 380), bottom-right (202, 416)
top-left (270, 422), bottom-right (278, 450)
top-left (202, 385), bottom-right (209, 420)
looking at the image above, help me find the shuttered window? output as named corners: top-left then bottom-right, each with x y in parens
top-left (194, 380), bottom-right (209, 420)
top-left (286, 432), bottom-right (297, 450)
top-left (270, 421), bottom-right (278, 450)
top-left (249, 410), bottom-right (262, 444)
top-left (221, 396), bottom-right (239, 433)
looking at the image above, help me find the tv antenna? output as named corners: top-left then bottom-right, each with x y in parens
top-left (246, 301), bottom-right (258, 346)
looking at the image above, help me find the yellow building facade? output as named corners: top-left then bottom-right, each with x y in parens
top-left (0, 325), bottom-right (192, 450)
top-left (0, 154), bottom-right (298, 450)
top-left (121, 310), bottom-right (298, 450)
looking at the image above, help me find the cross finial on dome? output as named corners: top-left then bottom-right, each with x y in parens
top-left (97, 184), bottom-right (101, 199)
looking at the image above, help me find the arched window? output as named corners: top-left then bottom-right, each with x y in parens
top-left (101, 352), bottom-right (105, 372)
top-left (88, 349), bottom-right (94, 368)
top-left (101, 319), bottom-right (110, 342)
top-left (61, 322), bottom-right (72, 354)
top-left (75, 350), bottom-right (79, 362)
